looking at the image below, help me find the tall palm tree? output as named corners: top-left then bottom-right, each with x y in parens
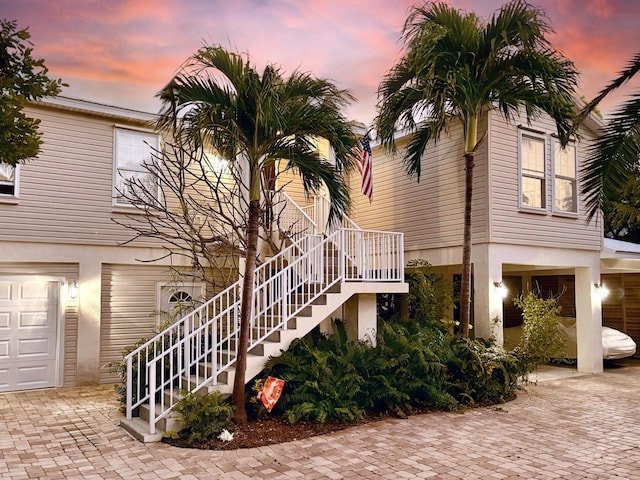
top-left (157, 45), bottom-right (359, 424)
top-left (578, 52), bottom-right (640, 222)
top-left (376, 0), bottom-right (578, 336)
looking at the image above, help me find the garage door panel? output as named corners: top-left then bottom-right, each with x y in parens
top-left (19, 311), bottom-right (49, 328)
top-left (19, 282), bottom-right (51, 301)
top-left (18, 337), bottom-right (53, 356)
top-left (0, 312), bottom-right (9, 328)
top-left (16, 364), bottom-right (53, 388)
top-left (0, 283), bottom-right (11, 300)
top-left (0, 279), bottom-right (59, 392)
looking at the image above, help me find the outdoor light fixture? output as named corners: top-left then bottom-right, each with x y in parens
top-left (68, 280), bottom-right (78, 300)
top-left (493, 281), bottom-right (508, 299)
top-left (595, 283), bottom-right (609, 300)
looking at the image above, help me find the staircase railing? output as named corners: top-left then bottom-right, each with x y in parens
top-left (274, 191), bottom-right (318, 239)
top-left (314, 194), bottom-right (360, 234)
top-left (124, 220), bottom-right (403, 435)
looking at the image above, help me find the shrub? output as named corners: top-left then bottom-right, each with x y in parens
top-left (441, 336), bottom-right (525, 406)
top-left (174, 391), bottom-right (235, 442)
top-left (513, 291), bottom-right (567, 369)
top-left (262, 323), bottom-right (365, 424)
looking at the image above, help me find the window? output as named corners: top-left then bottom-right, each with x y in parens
top-left (113, 127), bottom-right (159, 206)
top-left (519, 132), bottom-right (546, 209)
top-left (553, 140), bottom-right (577, 213)
top-left (0, 163), bottom-right (18, 197)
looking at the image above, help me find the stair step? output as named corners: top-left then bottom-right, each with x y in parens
top-left (120, 417), bottom-right (164, 443)
top-left (139, 402), bottom-right (184, 433)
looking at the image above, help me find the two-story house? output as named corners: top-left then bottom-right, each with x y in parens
top-left (1, 96), bottom-right (407, 404)
top-left (348, 108), bottom-right (617, 374)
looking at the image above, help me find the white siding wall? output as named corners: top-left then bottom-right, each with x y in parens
top-left (99, 264), bottom-right (172, 384)
top-left (351, 118), bottom-right (490, 251)
top-left (488, 110), bottom-right (602, 250)
top-left (0, 104), bottom-right (161, 247)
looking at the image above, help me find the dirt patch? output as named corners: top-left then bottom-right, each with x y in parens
top-left (163, 410), bottom-right (426, 450)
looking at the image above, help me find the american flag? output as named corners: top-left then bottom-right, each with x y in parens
top-left (356, 133), bottom-right (373, 203)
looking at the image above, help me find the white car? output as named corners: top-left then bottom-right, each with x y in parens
top-left (558, 319), bottom-right (637, 360)
top-left (504, 318), bottom-right (637, 360)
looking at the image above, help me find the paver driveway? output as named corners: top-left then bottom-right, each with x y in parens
top-left (1, 361), bottom-right (639, 479)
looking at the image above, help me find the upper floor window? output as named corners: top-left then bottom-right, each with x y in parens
top-left (553, 140), bottom-right (577, 214)
top-left (0, 164), bottom-right (18, 197)
top-left (113, 127), bottom-right (159, 207)
top-left (519, 132), bottom-right (546, 210)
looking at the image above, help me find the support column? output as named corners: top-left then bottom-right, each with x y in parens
top-left (473, 245), bottom-right (504, 344)
top-left (343, 293), bottom-right (377, 346)
top-left (575, 266), bottom-right (603, 373)
top-left (76, 256), bottom-right (102, 385)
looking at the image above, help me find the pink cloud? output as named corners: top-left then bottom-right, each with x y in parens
top-left (2, 0), bottom-right (638, 121)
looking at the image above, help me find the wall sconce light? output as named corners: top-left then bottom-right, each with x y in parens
top-left (68, 280), bottom-right (78, 300)
top-left (594, 283), bottom-right (609, 300)
top-left (493, 281), bottom-right (508, 299)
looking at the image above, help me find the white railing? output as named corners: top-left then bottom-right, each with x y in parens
top-left (314, 194), bottom-right (360, 234)
top-left (124, 226), bottom-right (404, 435)
top-left (273, 191), bottom-right (317, 239)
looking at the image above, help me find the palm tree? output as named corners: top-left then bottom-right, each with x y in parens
top-left (578, 52), bottom-right (640, 222)
top-left (376, 0), bottom-right (578, 336)
top-left (157, 45), bottom-right (359, 424)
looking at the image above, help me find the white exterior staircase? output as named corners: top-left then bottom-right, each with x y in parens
top-left (120, 194), bottom-right (407, 442)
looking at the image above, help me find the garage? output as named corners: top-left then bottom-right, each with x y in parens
top-left (0, 279), bottom-right (60, 392)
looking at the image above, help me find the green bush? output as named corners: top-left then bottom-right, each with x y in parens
top-left (174, 391), bottom-right (235, 442)
top-left (513, 291), bottom-right (567, 369)
top-left (259, 319), bottom-right (524, 424)
top-left (377, 259), bottom-right (453, 330)
top-left (262, 323), bottom-right (365, 424)
top-left (441, 336), bottom-right (525, 406)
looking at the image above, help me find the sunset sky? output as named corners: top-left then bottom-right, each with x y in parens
top-left (2, 0), bottom-right (638, 126)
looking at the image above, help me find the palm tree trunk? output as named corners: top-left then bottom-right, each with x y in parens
top-left (232, 198), bottom-right (260, 424)
top-left (459, 152), bottom-right (474, 337)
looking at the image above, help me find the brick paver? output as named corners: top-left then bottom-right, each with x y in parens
top-left (1, 361), bottom-right (639, 479)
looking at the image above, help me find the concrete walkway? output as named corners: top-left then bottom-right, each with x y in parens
top-left (1, 360), bottom-right (639, 479)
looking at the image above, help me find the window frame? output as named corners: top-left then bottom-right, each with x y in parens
top-left (551, 138), bottom-right (578, 216)
top-left (112, 126), bottom-right (160, 208)
top-left (0, 163), bottom-right (20, 201)
top-left (518, 129), bottom-right (547, 213)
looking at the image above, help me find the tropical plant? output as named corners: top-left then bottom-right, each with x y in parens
top-left (405, 259), bottom-right (453, 328)
top-left (513, 291), bottom-right (567, 369)
top-left (0, 19), bottom-right (66, 166)
top-left (579, 52), bottom-right (640, 222)
top-left (376, 0), bottom-right (579, 336)
top-left (157, 45), bottom-right (359, 424)
top-left (172, 391), bottom-right (235, 442)
top-left (602, 174), bottom-right (640, 242)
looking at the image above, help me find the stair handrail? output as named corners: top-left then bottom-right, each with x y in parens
top-left (274, 191), bottom-right (318, 238)
top-left (314, 194), bottom-right (361, 234)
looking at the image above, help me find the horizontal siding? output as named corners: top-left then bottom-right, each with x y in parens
top-left (488, 110), bottom-right (601, 250)
top-left (99, 264), bottom-right (230, 384)
top-left (99, 264), bottom-right (174, 384)
top-left (352, 119), bottom-right (489, 251)
top-left (0, 262), bottom-right (79, 387)
top-left (0, 104), bottom-right (163, 247)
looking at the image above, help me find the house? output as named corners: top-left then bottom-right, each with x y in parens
top-left (348, 107), bottom-right (634, 374)
top-left (0, 96), bottom-right (406, 413)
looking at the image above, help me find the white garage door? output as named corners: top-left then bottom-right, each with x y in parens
top-left (0, 279), bottom-right (59, 392)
